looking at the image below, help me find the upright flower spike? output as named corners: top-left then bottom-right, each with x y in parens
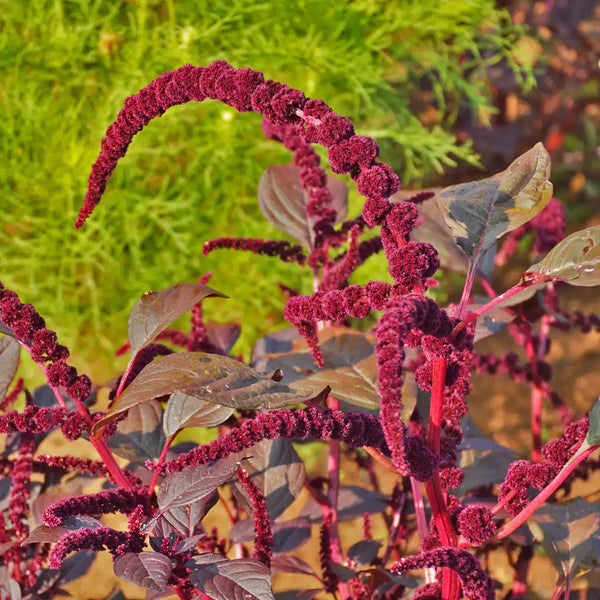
top-left (236, 466), bottom-right (273, 567)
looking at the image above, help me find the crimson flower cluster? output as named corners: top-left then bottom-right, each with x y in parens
top-left (0, 284), bottom-right (91, 403)
top-left (0, 405), bottom-right (89, 440)
top-left (235, 466), bottom-right (273, 567)
top-left (42, 487), bottom-right (152, 527)
top-left (392, 548), bottom-right (495, 600)
top-left (497, 415), bottom-right (589, 514)
top-left (150, 407), bottom-right (386, 475)
top-left (203, 237), bottom-right (306, 264)
top-left (48, 527), bottom-right (145, 569)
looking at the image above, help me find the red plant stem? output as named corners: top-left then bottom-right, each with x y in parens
top-left (496, 445), bottom-right (599, 539)
top-left (149, 437), bottom-right (173, 496)
top-left (523, 327), bottom-right (543, 462)
top-left (410, 478), bottom-right (436, 583)
top-left (491, 489), bottom-right (517, 516)
top-left (218, 491), bottom-right (236, 525)
top-left (452, 275), bottom-right (548, 340)
top-left (114, 353), bottom-right (139, 399)
top-left (424, 357), bottom-right (460, 600)
top-left (19, 340), bottom-right (131, 488)
top-left (457, 264), bottom-right (478, 319)
top-left (364, 447), bottom-right (396, 472)
top-left (326, 396), bottom-right (349, 600)
top-left (511, 546), bottom-right (533, 600)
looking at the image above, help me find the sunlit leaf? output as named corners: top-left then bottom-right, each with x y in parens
top-left (260, 329), bottom-right (379, 413)
top-left (163, 391), bottom-right (234, 438)
top-left (258, 164), bottom-right (347, 249)
top-left (231, 439), bottom-right (305, 520)
top-left (525, 225), bottom-right (600, 287)
top-left (436, 143), bottom-right (552, 270)
top-left (528, 498), bottom-right (600, 580)
top-left (94, 352), bottom-right (322, 435)
top-left (113, 552), bottom-right (173, 592)
top-left (125, 282), bottom-right (225, 373)
top-left (0, 337), bottom-right (19, 403)
top-left (187, 554), bottom-right (275, 600)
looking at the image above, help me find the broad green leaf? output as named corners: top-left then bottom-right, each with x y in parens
top-left (126, 282), bottom-right (225, 371)
top-left (529, 498), bottom-right (600, 580)
top-left (258, 164), bottom-right (348, 249)
top-left (163, 391), bottom-right (234, 438)
top-left (436, 143), bottom-right (552, 268)
top-left (259, 328), bottom-right (379, 413)
top-left (231, 438), bottom-right (305, 520)
top-left (93, 352), bottom-right (323, 435)
top-left (0, 337), bottom-right (19, 402)
top-left (524, 225), bottom-right (600, 287)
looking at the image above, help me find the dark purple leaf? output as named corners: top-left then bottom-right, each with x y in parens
top-left (230, 518), bottom-right (311, 554)
top-left (153, 489), bottom-right (217, 538)
top-left (206, 322), bottom-right (241, 355)
top-left (347, 540), bottom-right (381, 566)
top-left (472, 304), bottom-right (515, 343)
top-left (113, 552), bottom-right (173, 592)
top-left (252, 327), bottom-right (300, 366)
top-left (163, 392), bottom-right (234, 438)
top-left (126, 282), bottom-right (225, 367)
top-left (156, 454), bottom-right (241, 530)
top-left (187, 554), bottom-right (275, 600)
top-left (269, 555), bottom-right (316, 576)
top-left (231, 439), bottom-right (305, 520)
top-left (24, 517), bottom-right (104, 545)
top-left (301, 486), bottom-right (387, 523)
top-left (0, 336), bottom-right (19, 402)
top-left (94, 353), bottom-right (322, 434)
top-left (259, 329), bottom-right (380, 413)
top-left (330, 563), bottom-right (357, 582)
top-left (175, 533), bottom-right (206, 553)
top-left (58, 551), bottom-right (95, 584)
top-left (258, 164), bottom-right (348, 249)
top-left (107, 399), bottom-right (165, 463)
top-left (274, 590), bottom-right (321, 600)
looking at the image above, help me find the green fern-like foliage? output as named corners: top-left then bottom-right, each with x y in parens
top-left (0, 0), bottom-right (531, 380)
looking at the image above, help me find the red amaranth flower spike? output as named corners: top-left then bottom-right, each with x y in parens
top-left (392, 547), bottom-right (495, 600)
top-left (456, 505), bottom-right (497, 545)
top-left (203, 237), bottom-right (307, 265)
top-left (236, 466), bottom-right (273, 567)
top-left (148, 408), bottom-right (387, 475)
top-left (48, 527), bottom-right (145, 569)
top-left (8, 432), bottom-right (34, 541)
top-left (319, 513), bottom-right (339, 593)
top-left (0, 406), bottom-right (89, 439)
top-left (42, 486), bottom-right (152, 527)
